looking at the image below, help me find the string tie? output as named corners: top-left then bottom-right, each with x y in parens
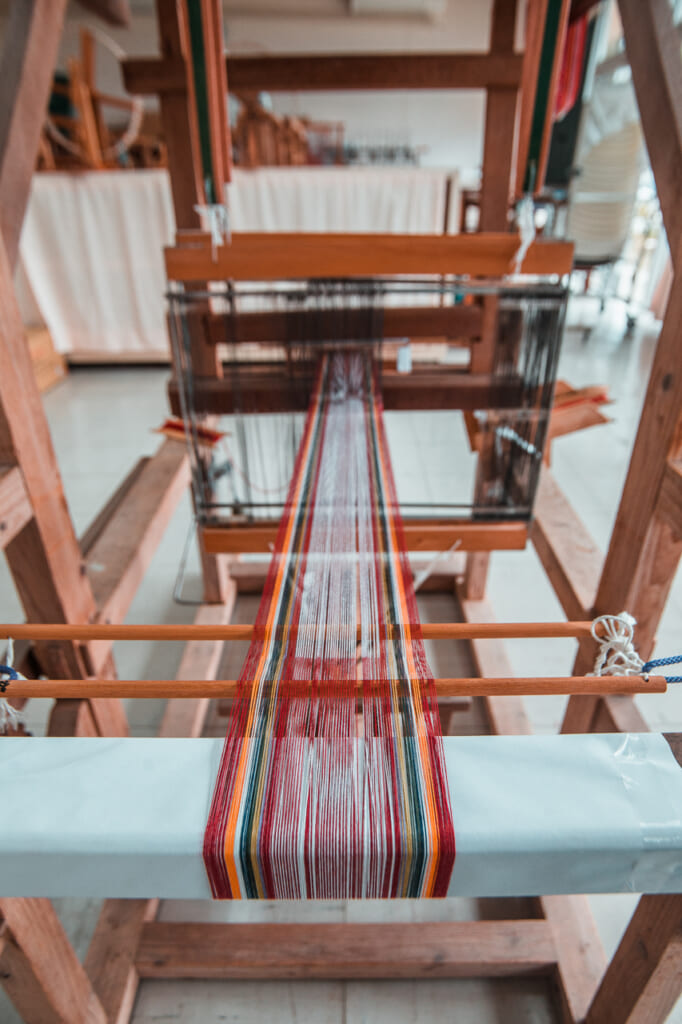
top-left (592, 612), bottom-right (682, 683)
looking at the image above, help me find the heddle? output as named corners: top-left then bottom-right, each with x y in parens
top-left (203, 351), bottom-right (455, 898)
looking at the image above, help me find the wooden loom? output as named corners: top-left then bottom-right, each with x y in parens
top-left (1, 0), bottom-right (682, 1022)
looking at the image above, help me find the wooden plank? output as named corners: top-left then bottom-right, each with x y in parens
top-left (0, 0), bottom-right (68, 268)
top-left (136, 920), bottom-right (556, 980)
top-left (0, 898), bottom-right (106, 1024)
top-left (124, 51), bottom-right (524, 96)
top-left (0, 465), bottom-right (32, 549)
top-left (655, 459), bottom-right (682, 537)
top-left (531, 470), bottom-right (602, 621)
top-left (165, 233), bottom-right (575, 281)
top-left (158, 596), bottom-right (236, 739)
top-left (618, 0), bottom-right (682, 265)
top-left (168, 369), bottom-right (524, 417)
top-left (541, 893), bottom-right (607, 1024)
top-left (515, 0), bottom-right (550, 196)
top-left (48, 698), bottom-right (99, 737)
top-left (585, 894), bottom-right (682, 1024)
top-left (205, 303), bottom-right (484, 345)
top-left (479, 0), bottom-right (518, 232)
top-left (0, 238), bottom-right (98, 679)
top-left (84, 900), bottom-right (159, 1024)
top-left (86, 439), bottom-right (189, 629)
top-left (202, 521), bottom-right (528, 555)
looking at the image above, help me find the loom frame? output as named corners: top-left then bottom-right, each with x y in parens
top-left (2, 0), bottom-right (682, 1022)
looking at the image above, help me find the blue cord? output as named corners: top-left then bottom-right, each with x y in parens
top-left (641, 655), bottom-right (682, 683)
top-left (0, 664), bottom-right (18, 693)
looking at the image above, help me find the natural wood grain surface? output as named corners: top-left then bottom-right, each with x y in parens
top-left (0, 899), bottom-right (106, 1024)
top-left (585, 894), bottom-right (682, 1024)
top-left (531, 470), bottom-right (602, 621)
top-left (0, 465), bottom-right (31, 550)
top-left (204, 304), bottom-right (484, 345)
top-left (618, 0), bottom-right (682, 266)
top-left (124, 51), bottom-right (525, 96)
top-left (135, 920), bottom-right (557, 980)
top-left (202, 520), bottom-right (528, 555)
top-left (165, 233), bottom-right (574, 281)
top-left (4, 674), bottom-right (665, 700)
top-left (86, 438), bottom-right (189, 628)
top-left (0, 619), bottom-right (596, 642)
top-left (0, 0), bottom-right (68, 268)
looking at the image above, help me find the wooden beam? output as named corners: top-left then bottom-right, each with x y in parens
top-left (85, 439), bottom-right (190, 631)
top-left (618, 0), bottom-right (682, 265)
top-left (0, 465), bottom-right (32, 549)
top-left (531, 469), bottom-right (602, 621)
top-left (0, 0), bottom-right (68, 269)
top-left (0, 236), bottom-right (98, 679)
top-left (165, 233), bottom-right (574, 281)
top-left (566, 254), bottom-right (682, 694)
top-left (202, 521), bottom-right (528, 555)
top-left (84, 900), bottom-right (159, 1024)
top-left (135, 920), bottom-right (556, 980)
top-left (204, 304), bottom-right (484, 345)
top-left (168, 369), bottom-right (524, 416)
top-left (479, 0), bottom-right (519, 232)
top-left (0, 898), bottom-right (106, 1024)
top-left (158, 597), bottom-right (236, 739)
top-left (654, 459), bottom-right (682, 537)
top-left (124, 52), bottom-right (524, 97)
top-left (585, 894), bottom-right (682, 1024)
top-left (515, 0), bottom-right (549, 196)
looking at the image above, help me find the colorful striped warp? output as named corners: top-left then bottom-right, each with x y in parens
top-left (204, 352), bottom-right (455, 898)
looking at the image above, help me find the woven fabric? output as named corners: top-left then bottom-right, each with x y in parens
top-left (204, 353), bottom-right (455, 898)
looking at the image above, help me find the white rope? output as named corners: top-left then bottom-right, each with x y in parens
top-left (195, 203), bottom-right (231, 258)
top-left (0, 638), bottom-right (26, 735)
top-left (591, 612), bottom-right (645, 677)
top-left (513, 195), bottom-right (536, 275)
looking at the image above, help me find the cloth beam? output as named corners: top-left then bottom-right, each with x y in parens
top-left (0, 733), bottom-right (680, 899)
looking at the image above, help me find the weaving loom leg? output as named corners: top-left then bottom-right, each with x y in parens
top-left (584, 895), bottom-right (682, 1024)
top-left (0, 899), bottom-right (106, 1024)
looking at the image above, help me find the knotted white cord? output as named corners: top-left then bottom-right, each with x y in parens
top-left (195, 203), bottom-right (231, 259)
top-left (513, 195), bottom-right (536, 275)
top-left (591, 612), bottom-right (645, 677)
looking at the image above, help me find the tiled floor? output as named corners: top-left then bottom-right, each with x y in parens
top-left (1, 295), bottom-right (680, 1022)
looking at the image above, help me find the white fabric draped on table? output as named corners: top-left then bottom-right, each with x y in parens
top-left (17, 167), bottom-right (460, 358)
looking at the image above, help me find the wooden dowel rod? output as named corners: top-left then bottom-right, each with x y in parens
top-left (3, 676), bottom-right (666, 699)
top-left (0, 621), bottom-right (595, 642)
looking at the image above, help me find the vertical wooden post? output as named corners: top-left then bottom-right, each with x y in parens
top-left (0, 0), bottom-right (68, 270)
top-left (585, 895), bottom-right (682, 1024)
top-left (562, 0), bottom-right (682, 733)
top-left (0, 899), bottom-right (107, 1024)
top-left (467, 1), bottom-right (519, 600)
